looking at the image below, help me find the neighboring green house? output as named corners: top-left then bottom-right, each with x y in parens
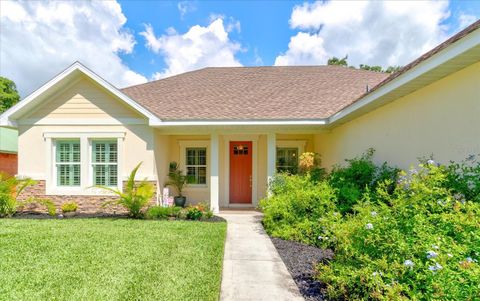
top-left (0, 127), bottom-right (18, 175)
top-left (0, 127), bottom-right (18, 154)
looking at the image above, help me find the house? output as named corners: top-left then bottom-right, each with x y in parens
top-left (0, 127), bottom-right (17, 175)
top-left (0, 20), bottom-right (479, 213)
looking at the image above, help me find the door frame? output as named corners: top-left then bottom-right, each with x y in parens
top-left (224, 135), bottom-right (258, 207)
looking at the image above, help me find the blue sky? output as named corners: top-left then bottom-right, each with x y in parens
top-left (119, 1), bottom-right (298, 75)
top-left (120, 0), bottom-right (480, 78)
top-left (1, 0), bottom-right (479, 96)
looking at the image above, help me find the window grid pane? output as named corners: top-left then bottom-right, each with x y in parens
top-left (93, 140), bottom-right (118, 186)
top-left (185, 147), bottom-right (207, 185)
top-left (56, 140), bottom-right (81, 186)
top-left (276, 147), bottom-right (298, 174)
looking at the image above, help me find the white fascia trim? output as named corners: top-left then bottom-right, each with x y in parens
top-left (153, 119), bottom-right (327, 126)
top-left (0, 62), bottom-right (161, 127)
top-left (329, 27), bottom-right (480, 124)
top-left (43, 131), bottom-right (126, 139)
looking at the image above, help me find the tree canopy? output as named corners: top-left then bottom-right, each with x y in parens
top-left (327, 55), bottom-right (401, 74)
top-left (0, 77), bottom-right (20, 113)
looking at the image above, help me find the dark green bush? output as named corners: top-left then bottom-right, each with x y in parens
top-left (185, 206), bottom-right (203, 220)
top-left (145, 206), bottom-right (181, 219)
top-left (445, 155), bottom-right (480, 203)
top-left (328, 148), bottom-right (399, 213)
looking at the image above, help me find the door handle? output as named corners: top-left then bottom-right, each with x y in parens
top-left (249, 175), bottom-right (252, 188)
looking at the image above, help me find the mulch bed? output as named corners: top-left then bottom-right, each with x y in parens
top-left (271, 237), bottom-right (334, 301)
top-left (12, 211), bottom-right (226, 222)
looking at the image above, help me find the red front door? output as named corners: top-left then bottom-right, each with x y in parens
top-left (229, 141), bottom-right (252, 204)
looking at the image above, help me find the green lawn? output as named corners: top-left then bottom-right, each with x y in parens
top-left (0, 218), bottom-right (226, 301)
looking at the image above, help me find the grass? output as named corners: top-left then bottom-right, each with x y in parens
top-left (0, 218), bottom-right (227, 301)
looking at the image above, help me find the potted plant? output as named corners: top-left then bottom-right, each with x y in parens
top-left (165, 161), bottom-right (188, 207)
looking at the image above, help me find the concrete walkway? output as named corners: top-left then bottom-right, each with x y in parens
top-left (219, 211), bottom-right (303, 301)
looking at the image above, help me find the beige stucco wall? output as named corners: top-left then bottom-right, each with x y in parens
top-left (317, 61), bottom-right (480, 170)
top-left (16, 76), bottom-right (156, 183)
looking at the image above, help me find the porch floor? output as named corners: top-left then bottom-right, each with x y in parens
top-left (219, 210), bottom-right (302, 301)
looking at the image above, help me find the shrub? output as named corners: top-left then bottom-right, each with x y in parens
top-left (445, 154), bottom-right (480, 203)
top-left (99, 162), bottom-right (155, 218)
top-left (261, 156), bottom-right (480, 300)
top-left (184, 202), bottom-right (213, 220)
top-left (61, 202), bottom-right (78, 213)
top-left (328, 148), bottom-right (399, 213)
top-left (185, 206), bottom-right (203, 220)
top-left (298, 152), bottom-right (326, 182)
top-left (145, 206), bottom-right (181, 219)
top-left (260, 174), bottom-right (337, 246)
top-left (316, 161), bottom-right (480, 300)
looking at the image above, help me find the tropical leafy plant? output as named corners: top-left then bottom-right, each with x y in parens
top-left (99, 162), bottom-right (155, 218)
top-left (165, 161), bottom-right (188, 197)
top-left (18, 198), bottom-right (57, 216)
top-left (0, 172), bottom-right (36, 217)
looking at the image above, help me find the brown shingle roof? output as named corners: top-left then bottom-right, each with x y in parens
top-left (122, 66), bottom-right (388, 121)
top-left (121, 20), bottom-right (479, 122)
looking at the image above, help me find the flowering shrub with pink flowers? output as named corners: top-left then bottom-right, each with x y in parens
top-left (260, 153), bottom-right (480, 300)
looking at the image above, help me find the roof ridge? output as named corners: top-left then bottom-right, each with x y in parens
top-left (121, 67), bottom-right (211, 91)
top-left (122, 64), bottom-right (387, 91)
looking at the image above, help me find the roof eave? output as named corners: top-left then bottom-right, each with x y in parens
top-left (328, 25), bottom-right (480, 126)
top-left (0, 62), bottom-right (162, 128)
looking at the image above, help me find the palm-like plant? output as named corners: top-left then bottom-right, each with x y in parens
top-left (165, 161), bottom-right (188, 197)
top-left (0, 172), bottom-right (36, 217)
top-left (99, 162), bottom-right (154, 218)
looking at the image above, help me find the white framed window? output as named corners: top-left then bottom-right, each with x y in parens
top-left (55, 140), bottom-right (81, 186)
top-left (92, 140), bottom-right (118, 187)
top-left (179, 140), bottom-right (209, 189)
top-left (186, 147), bottom-right (207, 185)
top-left (275, 140), bottom-right (306, 174)
top-left (276, 147), bottom-right (298, 174)
top-left (44, 132), bottom-right (125, 195)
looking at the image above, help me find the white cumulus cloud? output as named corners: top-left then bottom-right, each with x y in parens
top-left (0, 0), bottom-right (147, 97)
top-left (140, 18), bottom-right (242, 79)
top-left (458, 14), bottom-right (478, 29)
top-left (275, 1), bottom-right (451, 68)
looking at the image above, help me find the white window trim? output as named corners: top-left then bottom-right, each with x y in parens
top-left (276, 140), bottom-right (306, 171)
top-left (178, 140), bottom-right (209, 191)
top-left (45, 132), bottom-right (125, 195)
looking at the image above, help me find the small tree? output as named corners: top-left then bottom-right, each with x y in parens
top-left (0, 77), bottom-right (20, 113)
top-left (328, 55), bottom-right (348, 66)
top-left (99, 162), bottom-right (154, 218)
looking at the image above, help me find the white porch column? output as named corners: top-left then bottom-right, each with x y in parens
top-left (267, 133), bottom-right (276, 196)
top-left (210, 133), bottom-right (220, 213)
